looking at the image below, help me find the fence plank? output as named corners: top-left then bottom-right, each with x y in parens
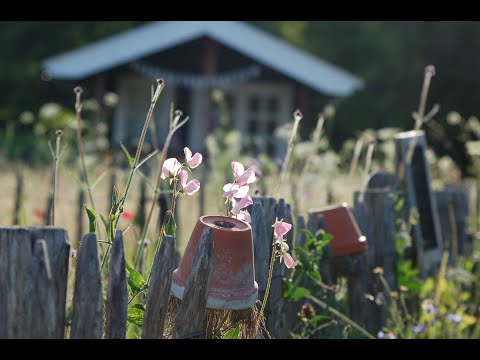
top-left (71, 233), bottom-right (103, 339)
top-left (251, 203), bottom-right (269, 299)
top-left (173, 228), bottom-right (214, 339)
top-left (252, 197), bottom-right (277, 246)
top-left (353, 190), bottom-right (396, 331)
top-left (142, 235), bottom-right (175, 339)
top-left (296, 215), bottom-right (306, 248)
top-left (77, 184), bottom-right (85, 247)
top-left (105, 230), bottom-right (127, 339)
top-left (435, 186), bottom-right (469, 264)
top-left (28, 240), bottom-right (57, 338)
top-left (0, 228), bottom-right (31, 338)
top-left (13, 170), bottom-right (23, 225)
top-left (394, 130), bottom-right (442, 277)
top-left (0, 227), bottom-right (70, 339)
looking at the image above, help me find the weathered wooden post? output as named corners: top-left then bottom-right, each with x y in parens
top-left (0, 227), bottom-right (70, 339)
top-left (105, 230), bottom-right (128, 339)
top-left (77, 183), bottom-right (85, 247)
top-left (142, 235), bottom-right (175, 339)
top-left (353, 188), bottom-right (396, 331)
top-left (173, 228), bottom-right (214, 339)
top-left (394, 130), bottom-right (443, 277)
top-left (13, 169), bottom-right (23, 225)
top-left (434, 185), bottom-right (469, 265)
top-left (71, 233), bottom-right (103, 339)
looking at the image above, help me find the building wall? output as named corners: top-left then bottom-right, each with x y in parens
top-left (112, 74), bottom-right (176, 151)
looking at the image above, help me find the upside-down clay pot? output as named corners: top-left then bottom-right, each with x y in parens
top-left (171, 215), bottom-right (258, 310)
top-left (309, 203), bottom-right (367, 257)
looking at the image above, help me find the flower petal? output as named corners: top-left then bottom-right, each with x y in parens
top-left (179, 169), bottom-right (188, 188)
top-left (183, 179), bottom-right (200, 195)
top-left (184, 147), bottom-right (193, 161)
top-left (236, 168), bottom-right (256, 186)
top-left (231, 195), bottom-right (253, 215)
top-left (162, 158), bottom-right (182, 178)
top-left (233, 184), bottom-right (249, 198)
top-left (187, 152), bottom-right (203, 168)
top-left (237, 210), bottom-right (251, 223)
top-left (237, 195), bottom-right (253, 209)
top-left (231, 161), bottom-right (245, 178)
top-left (275, 221), bottom-right (292, 237)
top-left (223, 183), bottom-right (239, 198)
top-left (283, 253), bottom-right (296, 269)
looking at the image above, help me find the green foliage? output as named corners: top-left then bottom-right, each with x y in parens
top-left (223, 324), bottom-right (241, 339)
top-left (83, 205), bottom-right (97, 233)
top-left (379, 254), bottom-right (480, 339)
top-left (125, 260), bottom-right (147, 297)
top-left (282, 228), bottom-right (364, 338)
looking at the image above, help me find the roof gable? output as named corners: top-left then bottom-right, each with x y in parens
top-left (42, 21), bottom-right (364, 97)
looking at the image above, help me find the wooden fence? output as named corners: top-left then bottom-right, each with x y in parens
top-left (2, 132), bottom-right (476, 339)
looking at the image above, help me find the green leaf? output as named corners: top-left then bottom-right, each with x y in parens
top-left (307, 268), bottom-right (322, 282)
top-left (120, 142), bottom-right (134, 168)
top-left (83, 205), bottom-right (97, 233)
top-left (394, 197), bottom-right (405, 213)
top-left (309, 314), bottom-right (329, 327)
top-left (111, 186), bottom-right (119, 213)
top-left (164, 217), bottom-right (177, 236)
top-left (127, 305), bottom-right (145, 327)
top-left (286, 285), bottom-right (310, 301)
top-left (300, 228), bottom-right (315, 239)
top-left (126, 261), bottom-right (146, 296)
top-left (224, 324), bottom-right (241, 339)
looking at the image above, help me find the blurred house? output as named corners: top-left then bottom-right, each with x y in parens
top-left (42, 21), bottom-right (363, 158)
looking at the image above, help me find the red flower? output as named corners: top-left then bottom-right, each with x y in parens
top-left (121, 210), bottom-right (134, 222)
top-left (33, 208), bottom-right (45, 220)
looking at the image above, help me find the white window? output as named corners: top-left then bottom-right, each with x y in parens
top-left (226, 82), bottom-right (293, 159)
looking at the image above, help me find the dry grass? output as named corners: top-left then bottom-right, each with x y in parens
top-left (0, 162), bottom-right (363, 258)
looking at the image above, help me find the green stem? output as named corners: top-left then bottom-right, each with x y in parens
top-left (112, 80), bottom-right (165, 231)
top-left (307, 295), bottom-right (375, 339)
top-left (134, 188), bottom-right (159, 268)
top-left (257, 241), bottom-right (277, 332)
top-left (274, 110), bottom-right (302, 198)
top-left (133, 113), bottom-right (189, 269)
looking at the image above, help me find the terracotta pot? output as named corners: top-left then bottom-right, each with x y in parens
top-left (171, 215), bottom-right (258, 310)
top-left (309, 203), bottom-right (367, 257)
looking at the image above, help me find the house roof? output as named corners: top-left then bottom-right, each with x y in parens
top-left (42, 21), bottom-right (364, 97)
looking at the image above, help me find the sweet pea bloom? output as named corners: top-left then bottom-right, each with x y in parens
top-left (160, 158), bottom-right (182, 180)
top-left (231, 161), bottom-right (256, 186)
top-left (274, 221), bottom-right (292, 243)
top-left (184, 147), bottom-right (202, 169)
top-left (223, 183), bottom-right (249, 199)
top-left (283, 252), bottom-right (297, 269)
top-left (273, 220), bottom-right (296, 269)
top-left (179, 169), bottom-right (200, 195)
top-left (231, 195), bottom-right (253, 215)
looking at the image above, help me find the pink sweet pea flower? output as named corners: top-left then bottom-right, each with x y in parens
top-left (179, 169), bottom-right (200, 195)
top-left (235, 210), bottom-right (252, 223)
top-left (283, 252), bottom-right (296, 269)
top-left (184, 147), bottom-right (202, 169)
top-left (274, 221), bottom-right (292, 238)
top-left (223, 183), bottom-right (249, 199)
top-left (231, 195), bottom-right (253, 215)
top-left (160, 158), bottom-right (182, 180)
top-left (231, 161), bottom-right (256, 186)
